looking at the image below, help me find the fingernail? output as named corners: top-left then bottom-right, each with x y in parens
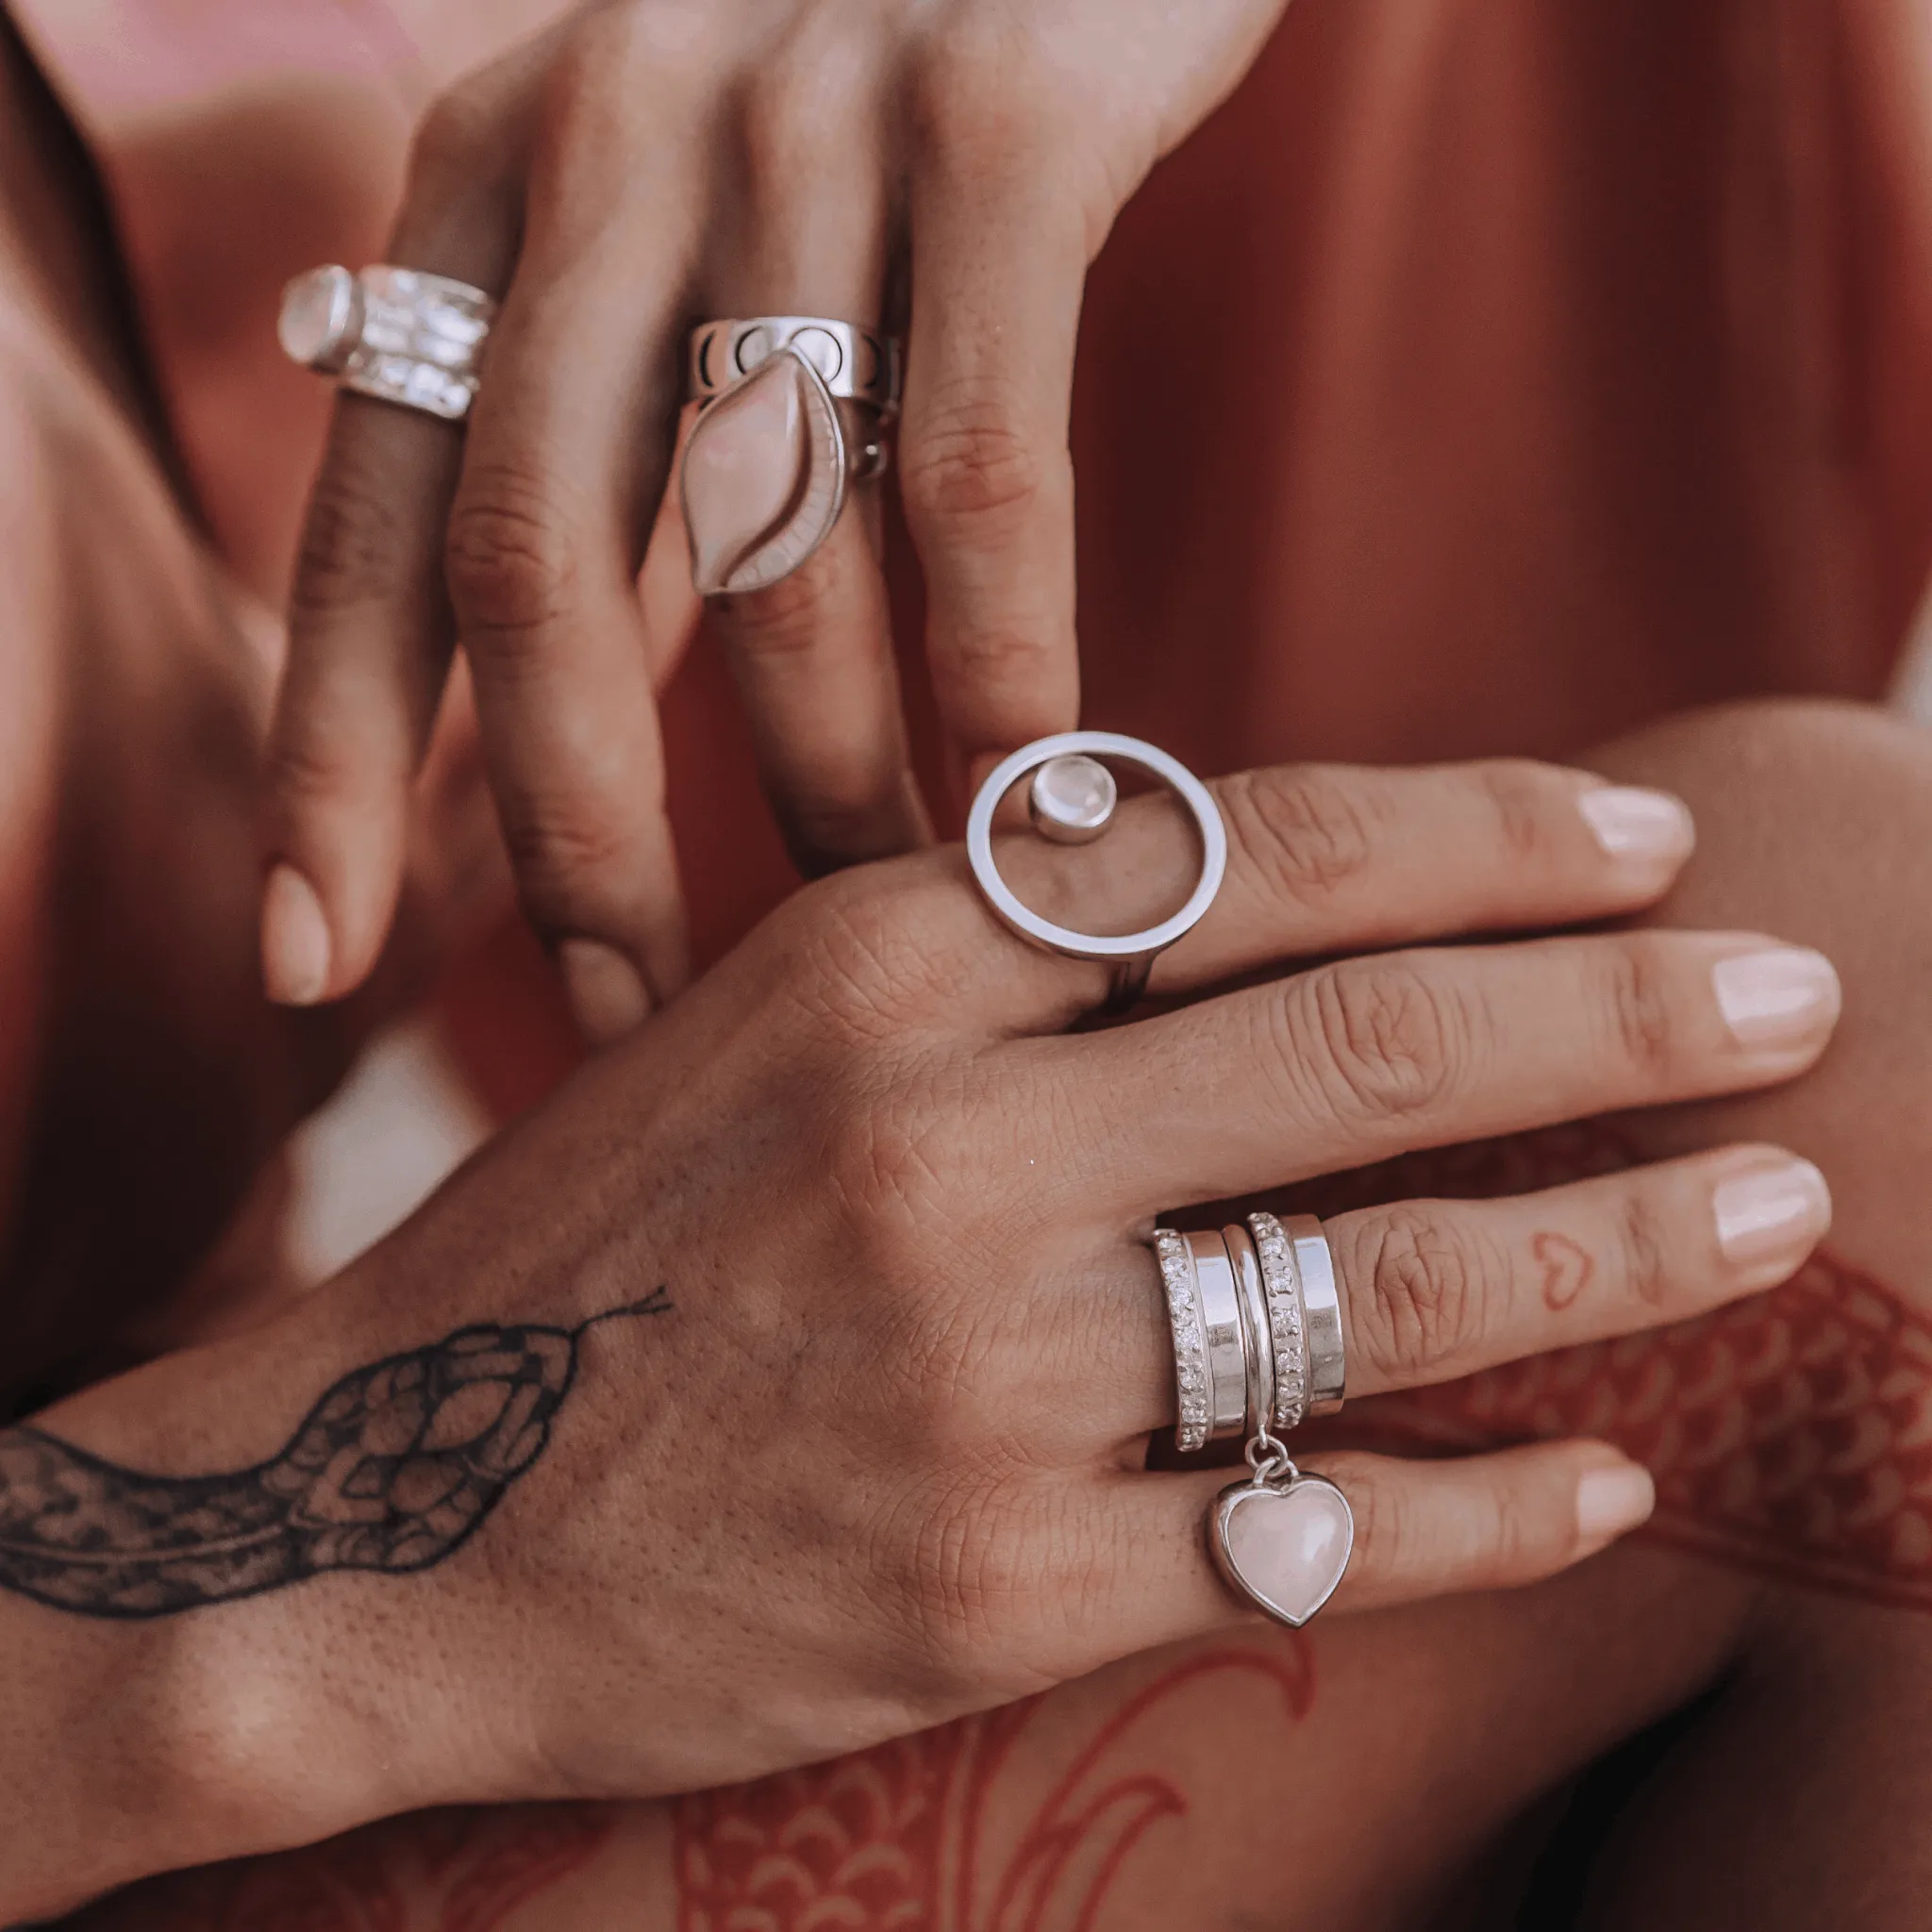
top-left (1711, 946), bottom-right (1840, 1050)
top-left (1575, 1463), bottom-right (1656, 1548)
top-left (1713, 1155), bottom-right (1831, 1270)
top-left (1578, 786), bottom-right (1693, 863)
top-left (558, 938), bottom-right (653, 1046)
top-left (260, 863), bottom-right (331, 1006)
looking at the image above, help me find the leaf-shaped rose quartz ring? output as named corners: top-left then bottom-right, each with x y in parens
top-left (680, 317), bottom-right (902, 595)
top-left (966, 732), bottom-right (1227, 1014)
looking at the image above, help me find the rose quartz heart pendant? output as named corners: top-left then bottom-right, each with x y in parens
top-left (680, 344), bottom-right (847, 595)
top-left (1209, 1471), bottom-right (1354, 1627)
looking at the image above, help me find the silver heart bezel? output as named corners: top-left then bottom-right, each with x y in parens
top-left (1208, 1473), bottom-right (1355, 1629)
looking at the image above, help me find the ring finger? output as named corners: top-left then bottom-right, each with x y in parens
top-left (1061, 1141), bottom-right (1829, 1446)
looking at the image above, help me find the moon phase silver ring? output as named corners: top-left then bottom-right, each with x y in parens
top-left (278, 264), bottom-right (494, 422)
top-left (680, 316), bottom-right (903, 596)
top-left (966, 732), bottom-right (1227, 1014)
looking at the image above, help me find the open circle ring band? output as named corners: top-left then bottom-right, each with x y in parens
top-left (1154, 1218), bottom-right (1353, 1627)
top-left (966, 732), bottom-right (1228, 1015)
top-left (278, 264), bottom-right (495, 422)
top-left (680, 317), bottom-right (904, 597)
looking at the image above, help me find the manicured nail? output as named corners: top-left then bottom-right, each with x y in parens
top-left (558, 938), bottom-right (653, 1046)
top-left (1575, 1463), bottom-right (1656, 1548)
top-left (1578, 786), bottom-right (1693, 863)
top-left (260, 863), bottom-right (331, 1006)
top-left (1711, 946), bottom-right (1840, 1050)
top-left (1713, 1155), bottom-right (1831, 1270)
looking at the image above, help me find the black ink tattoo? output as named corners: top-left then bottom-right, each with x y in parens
top-left (0, 1291), bottom-right (671, 1619)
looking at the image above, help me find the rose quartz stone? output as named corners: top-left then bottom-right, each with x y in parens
top-left (1221, 1480), bottom-right (1352, 1624)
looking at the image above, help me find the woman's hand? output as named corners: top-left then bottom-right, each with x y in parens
top-left (39, 753), bottom-right (1842, 1898)
top-left (259, 0), bottom-right (1291, 1039)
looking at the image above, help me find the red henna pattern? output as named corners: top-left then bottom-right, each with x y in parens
top-left (1532, 1231), bottom-right (1594, 1310)
top-left (1295, 1124), bottom-right (1932, 1615)
top-left (672, 1640), bottom-right (1314, 1931)
top-left (75, 1805), bottom-right (615, 1931)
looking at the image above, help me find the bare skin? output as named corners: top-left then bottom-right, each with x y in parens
top-left (4, 15), bottom-right (1928, 1931)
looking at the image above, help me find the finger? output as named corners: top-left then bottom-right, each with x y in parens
top-left (692, 16), bottom-right (930, 877)
top-left (898, 63), bottom-right (1089, 792)
top-left (1049, 1440), bottom-right (1656, 1670)
top-left (971, 758), bottom-right (1699, 1030)
top-left (1055, 928), bottom-right (1840, 1209)
top-left (261, 42), bottom-right (551, 1007)
top-left (445, 17), bottom-right (722, 1034)
top-left (1070, 1144), bottom-right (1831, 1443)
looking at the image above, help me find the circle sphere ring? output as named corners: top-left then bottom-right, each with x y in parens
top-left (966, 731), bottom-right (1228, 967)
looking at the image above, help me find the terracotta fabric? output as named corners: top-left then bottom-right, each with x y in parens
top-left (19, 0), bottom-right (1932, 1107)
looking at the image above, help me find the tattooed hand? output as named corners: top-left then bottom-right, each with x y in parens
top-left (0, 749), bottom-right (1845, 1922)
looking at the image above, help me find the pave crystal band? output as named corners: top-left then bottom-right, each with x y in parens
top-left (688, 316), bottom-right (900, 419)
top-left (278, 264), bottom-right (495, 423)
top-left (1153, 1229), bottom-right (1209, 1453)
top-left (1248, 1212), bottom-right (1309, 1432)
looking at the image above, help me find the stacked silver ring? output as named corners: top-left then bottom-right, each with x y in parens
top-left (1154, 1213), bottom-right (1345, 1453)
top-left (278, 264), bottom-right (496, 422)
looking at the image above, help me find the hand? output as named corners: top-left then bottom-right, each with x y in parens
top-left (259, 0), bottom-right (1293, 1040)
top-left (107, 757), bottom-right (1840, 1856)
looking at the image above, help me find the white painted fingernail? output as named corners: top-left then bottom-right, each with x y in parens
top-left (1713, 1155), bottom-right (1831, 1271)
top-left (1575, 1463), bottom-right (1656, 1547)
top-left (261, 863), bottom-right (331, 1006)
top-left (558, 939), bottom-right (653, 1046)
top-left (1578, 786), bottom-right (1693, 862)
top-left (1711, 946), bottom-right (1840, 1050)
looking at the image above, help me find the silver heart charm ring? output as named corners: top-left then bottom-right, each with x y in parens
top-left (1210, 1457), bottom-right (1355, 1628)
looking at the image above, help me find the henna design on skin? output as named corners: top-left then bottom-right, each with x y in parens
top-left (1296, 1124), bottom-right (1932, 1614)
top-left (673, 1638), bottom-right (1315, 1930)
top-left (0, 1291), bottom-right (670, 1619)
top-left (1533, 1231), bottom-right (1594, 1310)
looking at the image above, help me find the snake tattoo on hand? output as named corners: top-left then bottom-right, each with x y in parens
top-left (0, 1291), bottom-right (670, 1619)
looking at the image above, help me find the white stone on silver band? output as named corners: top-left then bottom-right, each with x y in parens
top-left (1153, 1229), bottom-right (1209, 1453)
top-left (1248, 1212), bottom-right (1308, 1432)
top-left (1185, 1230), bottom-right (1250, 1442)
top-left (1285, 1213), bottom-right (1346, 1415)
top-left (278, 264), bottom-right (495, 423)
top-left (689, 316), bottom-right (900, 420)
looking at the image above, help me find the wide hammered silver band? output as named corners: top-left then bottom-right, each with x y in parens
top-left (688, 316), bottom-right (901, 420)
top-left (278, 264), bottom-right (494, 422)
top-left (966, 733), bottom-right (1228, 1016)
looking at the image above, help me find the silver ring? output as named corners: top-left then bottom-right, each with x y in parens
top-left (965, 733), bottom-right (1227, 1014)
top-left (688, 317), bottom-right (900, 420)
top-left (1248, 1212), bottom-right (1308, 1431)
top-left (1223, 1223), bottom-right (1276, 1442)
top-left (1285, 1214), bottom-right (1346, 1414)
top-left (1152, 1230), bottom-right (1209, 1453)
top-left (1184, 1230), bottom-right (1251, 1441)
top-left (278, 264), bottom-right (494, 422)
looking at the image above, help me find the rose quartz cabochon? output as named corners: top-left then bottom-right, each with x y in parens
top-left (1215, 1478), bottom-right (1352, 1626)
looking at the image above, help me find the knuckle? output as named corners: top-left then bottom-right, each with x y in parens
top-left (901, 410), bottom-right (1051, 534)
top-left (1474, 759), bottom-right (1563, 865)
top-left (1287, 959), bottom-right (1468, 1125)
top-left (781, 867), bottom-right (979, 1033)
top-left (905, 32), bottom-right (1052, 175)
top-left (1219, 765), bottom-right (1379, 912)
top-left (498, 792), bottom-right (634, 926)
top-left (1600, 938), bottom-right (1679, 1080)
top-left (291, 458), bottom-right (410, 621)
top-left (1352, 1208), bottom-right (1491, 1385)
top-left (1616, 1187), bottom-right (1671, 1308)
top-left (445, 467), bottom-right (583, 635)
top-left (903, 1478), bottom-right (1044, 1686)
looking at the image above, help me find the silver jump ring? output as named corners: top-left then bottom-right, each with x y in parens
top-left (278, 264), bottom-right (494, 422)
top-left (965, 732), bottom-right (1227, 1015)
